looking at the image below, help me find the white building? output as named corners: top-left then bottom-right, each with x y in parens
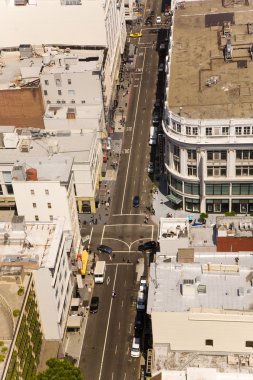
top-left (0, 216), bottom-right (73, 342)
top-left (147, 251), bottom-right (253, 373)
top-left (152, 368), bottom-right (253, 380)
top-left (11, 156), bottom-right (81, 254)
top-left (0, 0), bottom-right (127, 114)
top-left (0, 127), bottom-right (102, 213)
top-left (164, 0), bottom-right (253, 214)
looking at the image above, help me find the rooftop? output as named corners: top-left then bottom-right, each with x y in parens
top-left (0, 128), bottom-right (98, 164)
top-left (0, 48), bottom-right (103, 90)
top-left (148, 251), bottom-right (253, 313)
top-left (217, 216), bottom-right (253, 238)
top-left (0, 217), bottom-right (65, 269)
top-left (169, 0), bottom-right (253, 119)
top-left (12, 155), bottom-right (73, 183)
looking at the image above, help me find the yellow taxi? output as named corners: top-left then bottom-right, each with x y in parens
top-left (130, 32), bottom-right (142, 38)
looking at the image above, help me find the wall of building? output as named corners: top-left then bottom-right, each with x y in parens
top-left (152, 310), bottom-right (253, 353)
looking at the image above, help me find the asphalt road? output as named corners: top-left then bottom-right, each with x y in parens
top-left (79, 1), bottom-right (169, 378)
top-left (79, 263), bottom-right (139, 380)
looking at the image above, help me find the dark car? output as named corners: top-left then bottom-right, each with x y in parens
top-left (150, 10), bottom-right (155, 17)
top-left (134, 312), bottom-right (144, 333)
top-left (97, 244), bottom-right (113, 254)
top-left (138, 240), bottom-right (157, 252)
top-left (90, 296), bottom-right (99, 313)
top-left (145, 17), bottom-right (152, 25)
top-left (133, 195), bottom-right (140, 208)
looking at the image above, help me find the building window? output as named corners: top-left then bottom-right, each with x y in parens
top-left (186, 127), bottom-right (191, 135)
top-left (47, 203), bottom-right (52, 209)
top-left (235, 127), bottom-right (242, 135)
top-left (49, 215), bottom-right (53, 221)
top-left (32, 203), bottom-right (37, 208)
top-left (206, 199), bottom-right (229, 213)
top-left (232, 183), bottom-right (253, 195)
top-left (173, 145), bottom-right (180, 157)
top-left (236, 150), bottom-right (253, 160)
top-left (192, 127), bottom-right (198, 135)
top-left (68, 79), bottom-right (72, 85)
top-left (6, 184), bottom-right (13, 194)
top-left (236, 166), bottom-right (253, 176)
top-left (45, 189), bottom-right (49, 195)
top-left (185, 198), bottom-right (200, 212)
top-left (58, 90), bottom-right (62, 95)
top-left (244, 126), bottom-right (251, 135)
top-left (174, 160), bottom-right (180, 172)
top-left (206, 184), bottom-right (229, 195)
top-left (187, 150), bottom-right (196, 160)
top-left (0, 185), bottom-right (3, 195)
top-left (232, 199), bottom-right (253, 214)
top-left (61, 285), bottom-right (64, 294)
top-left (44, 80), bottom-right (49, 85)
top-left (207, 151), bottom-right (227, 161)
top-left (171, 176), bottom-right (182, 192)
top-left (176, 124), bottom-right (181, 133)
top-left (206, 128), bottom-right (212, 136)
top-left (43, 90), bottom-right (48, 96)
top-left (207, 167), bottom-right (227, 177)
top-left (184, 182), bottom-right (200, 195)
top-left (56, 78), bottom-right (61, 86)
top-left (35, 215), bottom-right (39, 221)
top-left (246, 341), bottom-right (253, 348)
top-left (187, 166), bottom-right (197, 176)
top-left (222, 127), bottom-right (229, 135)
top-left (30, 189), bottom-right (35, 195)
top-left (205, 339), bottom-right (213, 346)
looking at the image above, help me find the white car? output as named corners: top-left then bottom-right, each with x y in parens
top-left (147, 162), bottom-right (154, 174)
top-left (156, 16), bottom-right (162, 24)
top-left (140, 278), bottom-right (147, 293)
top-left (137, 291), bottom-right (146, 311)
top-left (131, 337), bottom-right (140, 358)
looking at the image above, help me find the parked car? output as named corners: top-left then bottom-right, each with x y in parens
top-left (140, 278), bottom-right (147, 293)
top-left (137, 291), bottom-right (146, 311)
top-left (158, 63), bottom-right (164, 72)
top-left (156, 16), bottom-right (162, 24)
top-left (134, 312), bottom-right (144, 333)
top-left (152, 112), bottom-right (159, 124)
top-left (90, 296), bottom-right (99, 313)
top-left (133, 195), bottom-right (140, 208)
top-left (147, 162), bottom-right (154, 174)
top-left (131, 337), bottom-right (141, 358)
top-left (150, 10), bottom-right (155, 17)
top-left (130, 32), bottom-right (142, 38)
top-left (145, 17), bottom-right (152, 25)
top-left (97, 245), bottom-right (113, 254)
top-left (138, 240), bottom-right (157, 252)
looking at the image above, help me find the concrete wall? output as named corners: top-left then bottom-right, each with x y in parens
top-left (152, 310), bottom-right (253, 353)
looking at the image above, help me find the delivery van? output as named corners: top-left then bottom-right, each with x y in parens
top-left (94, 261), bottom-right (106, 284)
top-left (149, 126), bottom-right (158, 145)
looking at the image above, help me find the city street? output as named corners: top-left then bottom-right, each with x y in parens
top-left (79, 0), bottom-right (168, 378)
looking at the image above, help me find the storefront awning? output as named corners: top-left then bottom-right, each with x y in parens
top-left (167, 194), bottom-right (182, 205)
top-left (67, 316), bottom-right (82, 329)
top-left (80, 250), bottom-right (88, 276)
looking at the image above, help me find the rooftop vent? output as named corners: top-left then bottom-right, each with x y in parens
top-left (197, 284), bottom-right (206, 294)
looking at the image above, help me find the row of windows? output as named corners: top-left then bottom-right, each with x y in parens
top-left (35, 215), bottom-right (54, 221)
top-left (31, 189), bottom-right (49, 195)
top-left (171, 123), bottom-right (253, 136)
top-left (33, 203), bottom-right (51, 208)
top-left (44, 78), bottom-right (72, 86)
top-left (174, 147), bottom-right (253, 162)
top-left (44, 89), bottom-right (76, 96)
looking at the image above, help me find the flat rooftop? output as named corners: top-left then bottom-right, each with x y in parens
top-left (148, 252), bottom-right (253, 313)
top-left (169, 0), bottom-right (253, 119)
top-left (0, 129), bottom-right (97, 164)
top-left (12, 156), bottom-right (73, 183)
top-left (0, 217), bottom-right (64, 269)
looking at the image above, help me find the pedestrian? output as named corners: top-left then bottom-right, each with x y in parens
top-left (95, 218), bottom-right (98, 225)
top-left (127, 259), bottom-right (130, 263)
top-left (109, 255), bottom-right (112, 261)
top-left (112, 291), bottom-right (116, 298)
top-left (112, 253), bottom-right (115, 259)
top-left (123, 257), bottom-right (125, 262)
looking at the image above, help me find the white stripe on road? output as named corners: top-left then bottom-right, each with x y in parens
top-left (124, 373), bottom-right (127, 380)
top-left (118, 321), bottom-right (121, 330)
top-left (121, 300), bottom-right (124, 308)
top-left (98, 264), bottom-right (118, 380)
top-left (115, 345), bottom-right (118, 355)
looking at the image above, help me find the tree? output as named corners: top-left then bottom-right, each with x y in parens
top-left (36, 358), bottom-right (83, 380)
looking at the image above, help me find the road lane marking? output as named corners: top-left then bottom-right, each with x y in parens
top-left (100, 225), bottom-right (105, 244)
top-left (121, 300), bottom-right (124, 308)
top-left (129, 323), bottom-right (132, 333)
top-left (111, 373), bottom-right (114, 380)
top-left (98, 265), bottom-right (118, 380)
top-left (124, 280), bottom-right (127, 287)
top-left (106, 276), bottom-right (110, 285)
top-left (120, 48), bottom-right (147, 214)
top-left (115, 345), bottom-right (118, 355)
top-left (118, 321), bottom-right (121, 330)
top-left (124, 373), bottom-right (127, 380)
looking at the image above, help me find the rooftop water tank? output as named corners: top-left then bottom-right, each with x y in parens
top-left (26, 168), bottom-right (38, 181)
top-left (42, 53), bottom-right (51, 66)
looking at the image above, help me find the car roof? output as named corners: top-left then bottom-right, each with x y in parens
top-left (91, 296), bottom-right (99, 302)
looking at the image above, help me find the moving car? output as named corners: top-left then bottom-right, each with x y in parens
top-left (130, 32), bottom-right (142, 38)
top-left (138, 240), bottom-right (157, 252)
top-left (137, 291), bottom-right (146, 311)
top-left (131, 337), bottom-right (141, 358)
top-left (140, 278), bottom-right (147, 293)
top-left (97, 245), bottom-right (113, 255)
top-left (150, 10), bottom-right (155, 17)
top-left (156, 16), bottom-right (162, 24)
top-left (147, 162), bottom-right (154, 174)
top-left (145, 17), bottom-right (152, 25)
top-left (133, 195), bottom-right (140, 208)
top-left (90, 296), bottom-right (99, 313)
